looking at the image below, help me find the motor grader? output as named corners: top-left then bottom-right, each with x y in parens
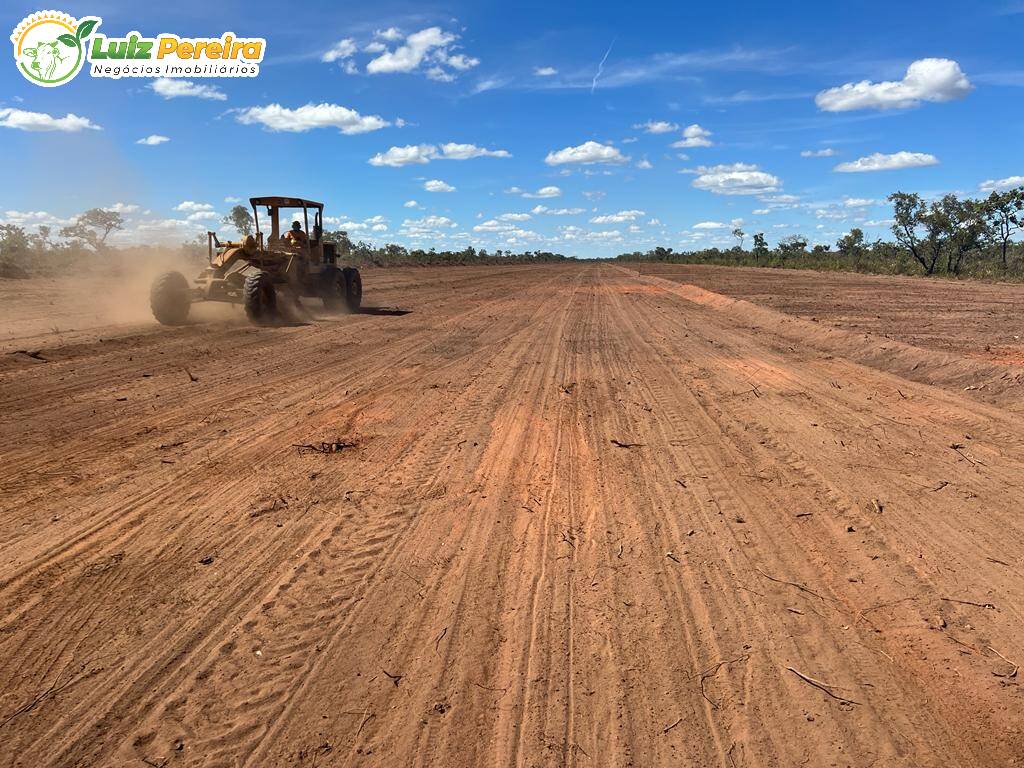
top-left (149, 196), bottom-right (362, 325)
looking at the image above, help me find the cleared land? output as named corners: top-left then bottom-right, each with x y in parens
top-left (641, 263), bottom-right (1024, 363)
top-left (1, 264), bottom-right (1023, 767)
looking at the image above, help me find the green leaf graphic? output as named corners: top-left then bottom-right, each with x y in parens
top-left (58, 33), bottom-right (77, 47)
top-left (76, 19), bottom-right (98, 40)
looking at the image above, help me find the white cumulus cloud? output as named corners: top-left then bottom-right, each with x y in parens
top-left (691, 163), bottom-right (781, 195)
top-left (531, 205), bottom-right (583, 215)
top-left (235, 103), bottom-right (392, 134)
top-left (365, 27), bottom-right (478, 81)
top-left (150, 78), bottom-right (226, 101)
top-left (473, 219), bottom-right (515, 232)
top-left (801, 148), bottom-right (836, 157)
top-left (0, 108), bottom-right (100, 132)
top-left (322, 38), bottom-right (357, 63)
top-left (400, 215), bottom-right (457, 236)
top-left (174, 201), bottom-right (214, 212)
top-left (439, 53), bottom-right (478, 71)
top-left (368, 143), bottom-right (436, 167)
top-left (634, 120), bottom-right (679, 134)
top-left (136, 134), bottom-right (169, 145)
top-left (671, 124), bottom-right (713, 148)
top-left (438, 142), bottom-right (510, 160)
top-left (368, 142), bottom-right (509, 167)
top-left (816, 58), bottom-right (972, 112)
top-left (590, 210), bottom-right (645, 224)
top-left (2, 210), bottom-right (75, 228)
top-left (367, 27), bottom-right (453, 73)
top-left (521, 186), bottom-right (562, 198)
top-left (423, 179), bottom-right (455, 192)
top-left (104, 203), bottom-right (139, 214)
top-left (545, 141), bottom-right (629, 166)
top-left (833, 151), bottom-right (939, 173)
top-left (332, 215), bottom-right (389, 233)
top-left (979, 175), bottom-right (1024, 192)
top-left (534, 66), bottom-right (557, 76)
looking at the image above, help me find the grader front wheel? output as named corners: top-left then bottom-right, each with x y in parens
top-left (150, 271), bottom-right (191, 326)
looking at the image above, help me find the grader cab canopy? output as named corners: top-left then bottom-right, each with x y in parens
top-left (250, 196), bottom-right (325, 248)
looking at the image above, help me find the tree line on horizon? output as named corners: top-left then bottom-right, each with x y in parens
top-left (3, 187), bottom-right (1022, 279)
top-left (617, 187), bottom-right (1024, 280)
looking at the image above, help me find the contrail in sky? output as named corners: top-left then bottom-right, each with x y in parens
top-left (591, 38), bottom-right (616, 93)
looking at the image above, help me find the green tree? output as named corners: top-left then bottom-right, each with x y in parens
top-left (752, 232), bottom-right (768, 262)
top-left (777, 234), bottom-right (808, 254)
top-left (836, 227), bottom-right (865, 267)
top-left (59, 208), bottom-right (124, 251)
top-left (982, 187), bottom-right (1024, 271)
top-left (28, 225), bottom-right (52, 252)
top-left (889, 192), bottom-right (947, 275)
top-left (383, 243), bottom-right (408, 261)
top-left (222, 204), bottom-right (254, 237)
top-left (732, 227), bottom-right (745, 250)
top-left (0, 224), bottom-right (29, 256)
top-left (889, 192), bottom-right (927, 273)
top-left (323, 229), bottom-right (354, 256)
top-left (941, 195), bottom-right (987, 275)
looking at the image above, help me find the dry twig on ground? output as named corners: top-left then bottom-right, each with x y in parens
top-left (695, 654), bottom-right (750, 709)
top-left (754, 567), bottom-right (830, 601)
top-left (786, 666), bottom-right (860, 706)
top-left (610, 439), bottom-right (644, 449)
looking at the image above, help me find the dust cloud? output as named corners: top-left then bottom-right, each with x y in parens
top-left (0, 248), bottom-right (242, 346)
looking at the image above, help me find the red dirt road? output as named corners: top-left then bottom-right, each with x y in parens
top-left (1, 264), bottom-right (1022, 767)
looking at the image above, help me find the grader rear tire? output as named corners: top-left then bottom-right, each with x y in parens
top-left (243, 272), bottom-right (277, 325)
top-left (319, 267), bottom-right (346, 311)
top-left (342, 267), bottom-right (362, 313)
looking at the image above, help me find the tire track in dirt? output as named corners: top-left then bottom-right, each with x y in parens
top-left (0, 267), bottom-right (525, 518)
top-left (633, 273), bottom-right (1024, 620)
top-left (83, 269), bottom-right (587, 767)
top-left (607, 296), bottom-right (916, 762)
top-left (0, 266), bottom-right (545, 592)
top-left (234, 270), bottom-right (587, 768)
top-left (612, 266), bottom-right (1024, 763)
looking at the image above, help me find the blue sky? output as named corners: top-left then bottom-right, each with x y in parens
top-left (3, 0), bottom-right (1024, 257)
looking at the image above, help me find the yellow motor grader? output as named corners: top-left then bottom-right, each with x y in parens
top-left (149, 196), bottom-right (362, 325)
